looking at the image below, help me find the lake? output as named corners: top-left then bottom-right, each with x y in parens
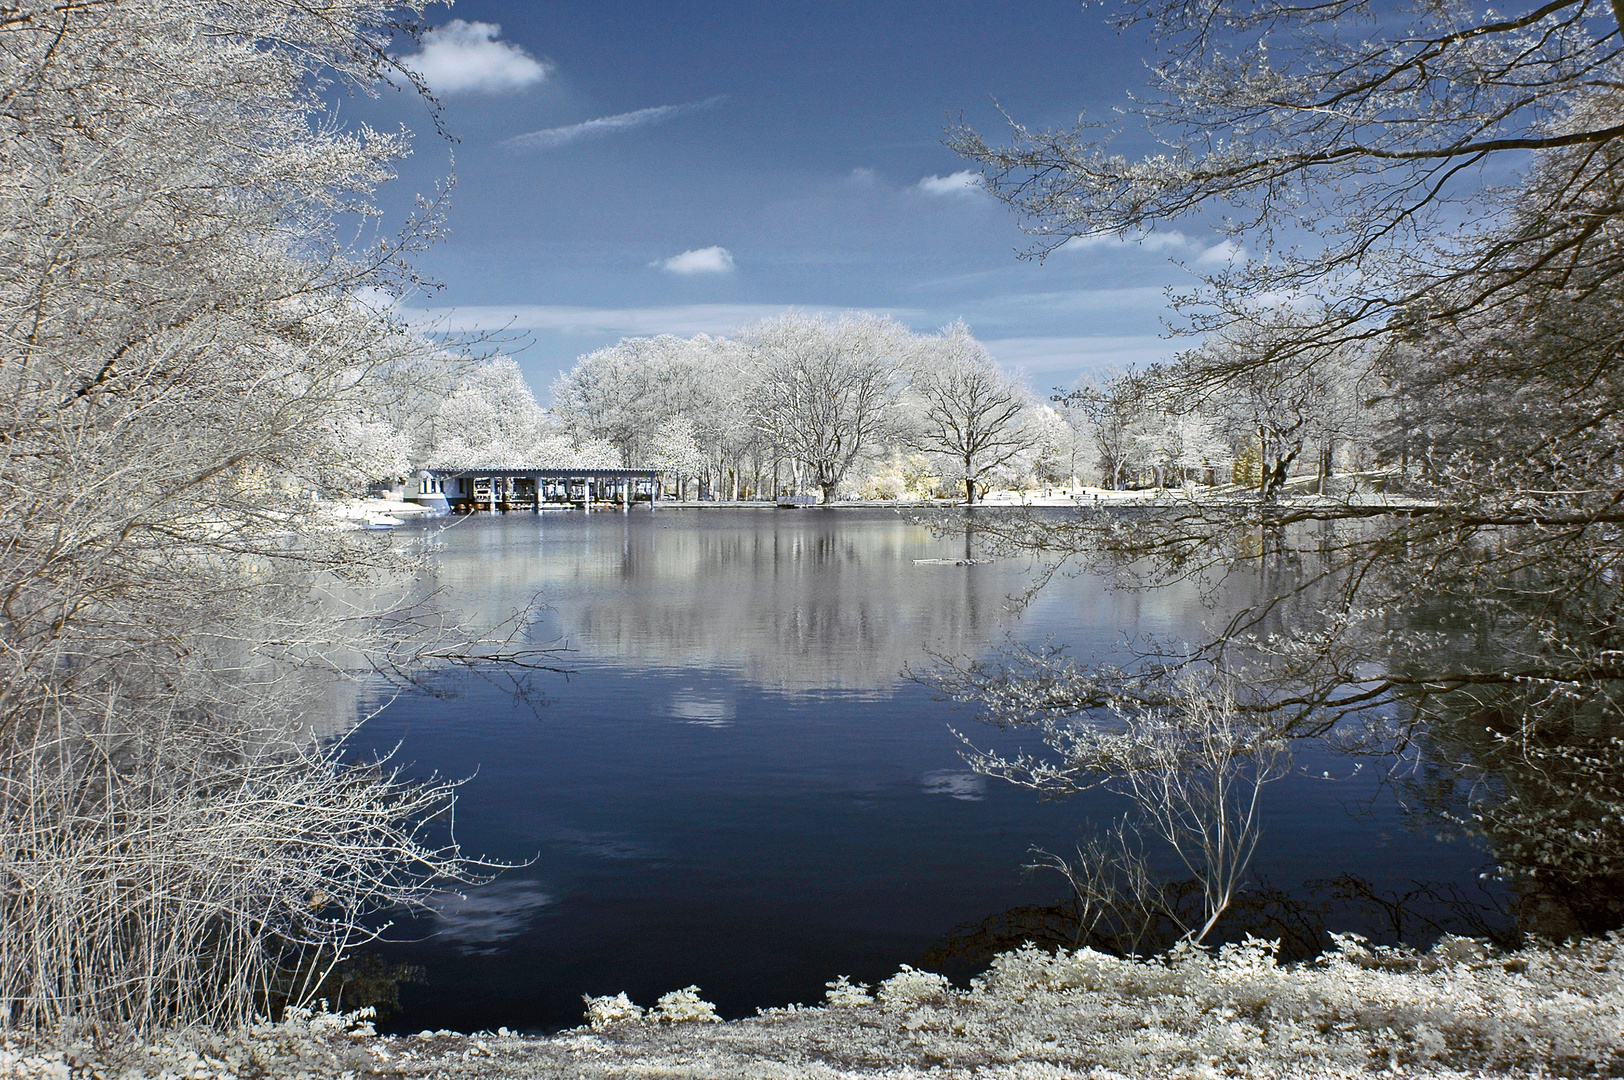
top-left (355, 506), bottom-right (1498, 1034)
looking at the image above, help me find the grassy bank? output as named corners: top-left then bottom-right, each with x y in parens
top-left (6, 935), bottom-right (1619, 1079)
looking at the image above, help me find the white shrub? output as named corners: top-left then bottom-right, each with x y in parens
top-left (877, 965), bottom-right (953, 1006)
top-left (823, 975), bottom-right (875, 1007)
top-left (582, 992), bottom-right (644, 1030)
top-left (4, 937), bottom-right (1620, 1078)
top-left (651, 986), bottom-right (721, 1024)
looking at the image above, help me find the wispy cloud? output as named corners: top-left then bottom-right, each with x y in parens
top-left (656, 246), bottom-right (735, 275)
top-left (914, 170), bottom-right (982, 196)
top-left (406, 303), bottom-right (925, 337)
top-left (1061, 228), bottom-right (1190, 253)
top-left (502, 96), bottom-right (727, 151)
top-left (398, 20), bottom-right (549, 95)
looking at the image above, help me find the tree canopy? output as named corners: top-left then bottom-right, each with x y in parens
top-left (943, 0), bottom-right (1624, 933)
top-left (0, 0), bottom-right (482, 1031)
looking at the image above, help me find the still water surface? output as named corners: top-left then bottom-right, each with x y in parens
top-left (359, 508), bottom-right (1492, 1033)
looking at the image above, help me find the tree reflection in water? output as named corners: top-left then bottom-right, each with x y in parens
top-left (407, 508), bottom-right (1210, 695)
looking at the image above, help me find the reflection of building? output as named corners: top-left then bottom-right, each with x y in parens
top-left (406, 467), bottom-right (661, 513)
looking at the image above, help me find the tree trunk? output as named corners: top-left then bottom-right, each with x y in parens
top-left (820, 480), bottom-right (838, 504)
top-left (1258, 430), bottom-right (1269, 496)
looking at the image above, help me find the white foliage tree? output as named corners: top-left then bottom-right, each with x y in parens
top-left (906, 322), bottom-right (1032, 503)
top-left (1023, 403), bottom-right (1083, 486)
top-left (648, 416), bottom-right (710, 499)
top-left (1059, 371), bottom-right (1148, 490)
top-left (947, 0), bottom-right (1624, 920)
top-left (0, 0), bottom-right (484, 1032)
top-left (552, 335), bottom-right (746, 467)
top-left (1171, 413), bottom-right (1233, 486)
top-left (951, 0), bottom-right (1624, 356)
top-left (964, 675), bottom-right (1291, 944)
top-left (1129, 408), bottom-right (1233, 489)
top-left (742, 313), bottom-right (910, 504)
top-left (427, 358), bottom-right (615, 469)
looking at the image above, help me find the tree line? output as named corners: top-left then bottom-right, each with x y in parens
top-left (383, 322), bottom-right (1407, 506)
top-left (544, 314), bottom-right (1076, 504)
top-left (541, 314), bottom-right (1397, 503)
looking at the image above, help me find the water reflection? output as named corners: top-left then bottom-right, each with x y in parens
top-left (920, 770), bottom-right (987, 802)
top-left (667, 691), bottom-right (736, 726)
top-left (921, 872), bottom-right (1516, 981)
top-left (430, 878), bottom-right (555, 954)
top-left (358, 509), bottom-right (1499, 1035)
top-left (409, 509), bottom-right (1109, 692)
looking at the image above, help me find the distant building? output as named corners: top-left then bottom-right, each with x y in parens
top-left (406, 467), bottom-right (661, 512)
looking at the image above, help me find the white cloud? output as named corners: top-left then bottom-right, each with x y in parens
top-left (502, 96), bottom-right (727, 151)
top-left (847, 166), bottom-right (879, 186)
top-left (657, 246), bottom-right (735, 275)
top-left (915, 170), bottom-right (982, 196)
top-left (399, 20), bottom-right (549, 95)
top-left (1196, 239), bottom-right (1248, 266)
top-left (1060, 228), bottom-right (1190, 253)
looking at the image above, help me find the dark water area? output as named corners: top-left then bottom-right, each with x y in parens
top-left (351, 508), bottom-right (1500, 1034)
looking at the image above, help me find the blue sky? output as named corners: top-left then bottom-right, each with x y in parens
top-left (352, 2), bottom-right (1235, 400)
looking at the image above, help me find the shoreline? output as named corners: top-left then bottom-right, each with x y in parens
top-left (343, 471), bottom-right (1424, 524)
top-left (8, 936), bottom-right (1617, 1079)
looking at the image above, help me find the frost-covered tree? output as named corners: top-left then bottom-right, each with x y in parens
top-left (553, 333), bottom-right (760, 494)
top-left (553, 335), bottom-right (707, 466)
top-left (1021, 403), bottom-right (1083, 486)
top-left (965, 675), bottom-right (1290, 944)
top-left (906, 322), bottom-right (1031, 504)
top-left (427, 358), bottom-right (615, 468)
top-left (742, 313), bottom-right (910, 504)
top-left (1058, 371), bottom-right (1149, 489)
top-left (1184, 328), bottom-right (1347, 498)
top-left (0, 0), bottom-right (481, 1031)
top-left (951, 0), bottom-right (1624, 355)
top-left (944, 0), bottom-right (1624, 926)
top-left (648, 416), bottom-right (710, 500)
top-left (1128, 407), bottom-right (1231, 490)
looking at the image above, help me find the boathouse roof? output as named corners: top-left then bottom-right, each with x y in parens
top-left (420, 466), bottom-right (660, 479)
